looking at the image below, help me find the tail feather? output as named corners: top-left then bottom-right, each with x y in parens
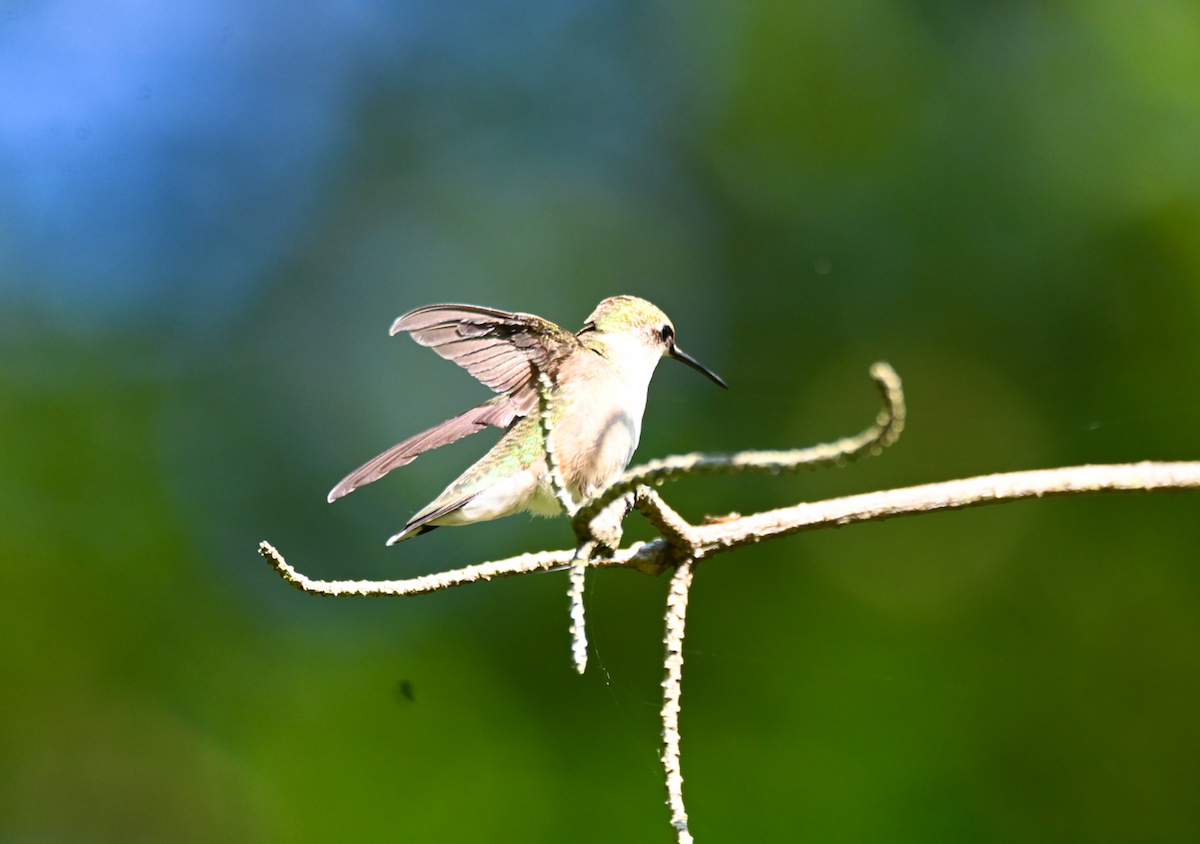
top-left (327, 399), bottom-right (517, 503)
top-left (385, 492), bottom-right (482, 545)
top-left (386, 523), bottom-right (438, 545)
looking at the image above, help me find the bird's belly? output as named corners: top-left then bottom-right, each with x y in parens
top-left (435, 470), bottom-right (543, 525)
top-left (566, 408), bottom-right (640, 499)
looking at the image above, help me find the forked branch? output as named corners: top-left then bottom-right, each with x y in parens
top-left (257, 363), bottom-right (1200, 844)
top-left (260, 461), bottom-right (1200, 596)
top-left (559, 362), bottom-right (905, 672)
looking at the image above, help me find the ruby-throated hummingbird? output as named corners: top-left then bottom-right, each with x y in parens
top-left (328, 296), bottom-right (727, 544)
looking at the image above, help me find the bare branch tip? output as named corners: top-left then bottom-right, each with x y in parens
top-left (259, 540), bottom-right (284, 567)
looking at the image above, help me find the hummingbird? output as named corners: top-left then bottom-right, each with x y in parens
top-left (328, 296), bottom-right (727, 545)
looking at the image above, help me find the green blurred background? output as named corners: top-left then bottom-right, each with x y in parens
top-left (3, 0), bottom-right (1200, 840)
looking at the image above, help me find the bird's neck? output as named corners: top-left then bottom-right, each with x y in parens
top-left (584, 332), bottom-right (661, 394)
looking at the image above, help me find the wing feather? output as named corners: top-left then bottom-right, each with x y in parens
top-left (390, 304), bottom-right (579, 400)
top-left (327, 399), bottom-right (518, 502)
top-left (329, 304), bottom-right (578, 501)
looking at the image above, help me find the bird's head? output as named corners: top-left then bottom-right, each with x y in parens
top-left (580, 296), bottom-right (727, 389)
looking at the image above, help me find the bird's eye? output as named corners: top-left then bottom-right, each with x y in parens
top-left (660, 324), bottom-right (674, 343)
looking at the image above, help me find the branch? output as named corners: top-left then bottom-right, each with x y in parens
top-left (259, 354), bottom-right (1200, 844)
top-left (536, 370), bottom-right (579, 517)
top-left (259, 459), bottom-right (1200, 843)
top-left (257, 539), bottom-right (660, 597)
top-left (261, 460), bottom-right (1200, 594)
top-left (561, 361), bottom-right (904, 673)
top-left (535, 370), bottom-right (593, 672)
top-left (661, 557), bottom-right (695, 844)
top-left (683, 461), bottom-right (1200, 560)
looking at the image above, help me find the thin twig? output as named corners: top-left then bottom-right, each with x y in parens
top-left (257, 540), bottom-right (653, 596)
top-left (634, 486), bottom-right (698, 551)
top-left (536, 371), bottom-right (578, 516)
top-left (662, 558), bottom-right (695, 844)
top-left (567, 540), bottom-right (593, 673)
top-left (536, 370), bottom-right (593, 673)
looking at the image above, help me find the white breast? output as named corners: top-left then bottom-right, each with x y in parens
top-left (555, 333), bottom-right (664, 498)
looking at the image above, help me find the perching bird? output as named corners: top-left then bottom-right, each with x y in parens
top-left (328, 296), bottom-right (727, 544)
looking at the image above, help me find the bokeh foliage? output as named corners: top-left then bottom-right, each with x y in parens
top-left (2, 0), bottom-right (1200, 841)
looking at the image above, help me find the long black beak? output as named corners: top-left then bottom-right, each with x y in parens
top-left (668, 344), bottom-right (728, 389)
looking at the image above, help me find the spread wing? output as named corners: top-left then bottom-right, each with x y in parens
top-left (328, 305), bottom-right (580, 502)
top-left (390, 304), bottom-right (580, 417)
top-left (327, 397), bottom-right (517, 502)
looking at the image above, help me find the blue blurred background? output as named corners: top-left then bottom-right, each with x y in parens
top-left (3, 0), bottom-right (1200, 840)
